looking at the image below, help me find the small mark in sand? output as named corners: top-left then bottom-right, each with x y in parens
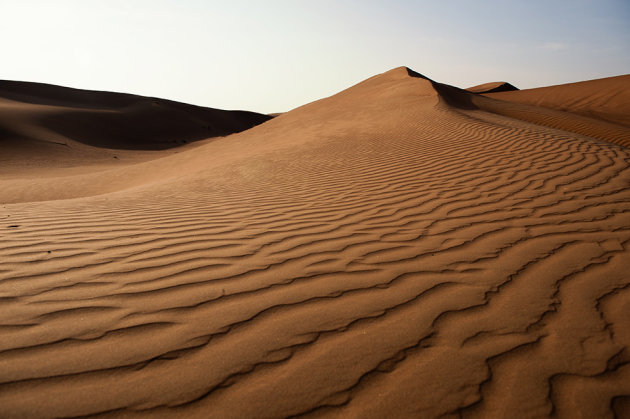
top-left (8, 225), bottom-right (19, 228)
top-left (47, 251), bottom-right (51, 254)
top-left (600, 239), bottom-right (624, 252)
top-left (113, 156), bottom-right (119, 159)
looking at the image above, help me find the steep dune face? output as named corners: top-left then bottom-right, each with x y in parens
top-left (466, 81), bottom-right (519, 94)
top-left (1, 67), bottom-right (630, 418)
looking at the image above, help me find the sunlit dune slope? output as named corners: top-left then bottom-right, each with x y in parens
top-left (1, 67), bottom-right (630, 418)
top-left (486, 74), bottom-right (630, 128)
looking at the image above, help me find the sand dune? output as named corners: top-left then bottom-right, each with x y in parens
top-left (0, 80), bottom-right (271, 176)
top-left (1, 67), bottom-right (630, 418)
top-left (478, 75), bottom-right (630, 148)
top-left (466, 81), bottom-right (518, 94)
top-left (486, 74), bottom-right (630, 128)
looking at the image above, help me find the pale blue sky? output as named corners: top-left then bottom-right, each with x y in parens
top-left (1, 0), bottom-right (629, 113)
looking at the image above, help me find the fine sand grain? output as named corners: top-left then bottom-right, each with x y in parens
top-left (1, 67), bottom-right (629, 418)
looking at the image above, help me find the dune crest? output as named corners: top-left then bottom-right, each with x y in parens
top-left (467, 81), bottom-right (519, 94)
top-left (1, 67), bottom-right (630, 418)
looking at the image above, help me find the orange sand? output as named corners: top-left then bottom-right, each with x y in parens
top-left (1, 68), bottom-right (629, 418)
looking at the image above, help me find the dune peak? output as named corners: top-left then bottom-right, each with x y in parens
top-left (466, 81), bottom-right (519, 94)
top-left (380, 66), bottom-right (432, 81)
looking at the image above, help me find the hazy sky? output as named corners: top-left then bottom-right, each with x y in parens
top-left (2, 0), bottom-right (629, 113)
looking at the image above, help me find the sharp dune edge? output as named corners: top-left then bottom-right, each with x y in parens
top-left (466, 81), bottom-right (519, 94)
top-left (1, 67), bottom-right (630, 418)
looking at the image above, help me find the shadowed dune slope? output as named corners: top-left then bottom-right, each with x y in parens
top-left (0, 80), bottom-right (272, 177)
top-left (466, 81), bottom-right (518, 94)
top-left (1, 67), bottom-right (630, 418)
top-left (0, 80), bottom-right (272, 150)
top-left (486, 74), bottom-right (630, 128)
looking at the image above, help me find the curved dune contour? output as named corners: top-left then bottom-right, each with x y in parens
top-left (1, 67), bottom-right (630, 418)
top-left (0, 80), bottom-right (272, 177)
top-left (466, 81), bottom-right (519, 94)
top-left (479, 75), bottom-right (630, 148)
top-left (485, 74), bottom-right (630, 128)
top-left (0, 80), bottom-right (272, 149)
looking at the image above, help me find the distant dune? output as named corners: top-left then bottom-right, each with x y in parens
top-left (466, 76), bottom-right (630, 149)
top-left (486, 74), bottom-right (630, 128)
top-left (1, 67), bottom-right (629, 418)
top-left (466, 81), bottom-right (519, 94)
top-left (0, 80), bottom-right (272, 149)
top-left (0, 80), bottom-right (271, 176)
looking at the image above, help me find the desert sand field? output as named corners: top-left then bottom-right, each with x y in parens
top-left (1, 67), bottom-right (630, 418)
